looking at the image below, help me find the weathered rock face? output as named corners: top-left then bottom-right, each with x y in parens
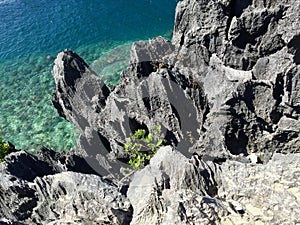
top-left (1, 0), bottom-right (299, 224)
top-left (0, 149), bottom-right (132, 225)
top-left (128, 147), bottom-right (300, 225)
top-left (51, 41), bottom-right (209, 178)
top-left (127, 146), bottom-right (225, 225)
top-left (31, 172), bottom-right (132, 225)
top-left (171, 0), bottom-right (300, 159)
top-left (0, 147), bottom-right (99, 182)
top-left (51, 0), bottom-right (300, 173)
top-left (218, 153), bottom-right (300, 225)
top-left (1, 147), bottom-right (299, 224)
top-left (52, 50), bottom-right (110, 131)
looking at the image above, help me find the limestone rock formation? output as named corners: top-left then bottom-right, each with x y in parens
top-left (1, 147), bottom-right (299, 224)
top-left (0, 0), bottom-right (299, 224)
top-left (0, 149), bottom-right (132, 224)
top-left (128, 147), bottom-right (300, 225)
top-left (0, 147), bottom-right (130, 223)
top-left (51, 0), bottom-right (300, 172)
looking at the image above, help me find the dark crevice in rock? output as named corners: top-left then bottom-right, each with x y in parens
top-left (164, 129), bottom-right (179, 146)
top-left (231, 0), bottom-right (253, 17)
top-left (274, 131), bottom-right (298, 143)
top-left (170, 104), bottom-right (182, 129)
top-left (205, 167), bottom-right (219, 197)
top-left (224, 0), bottom-right (252, 41)
top-left (98, 132), bottom-right (113, 153)
top-left (162, 172), bottom-right (171, 190)
top-left (256, 117), bottom-right (273, 133)
top-left (270, 73), bottom-right (284, 123)
top-left (270, 109), bottom-right (283, 124)
top-left (232, 30), bottom-right (256, 50)
top-left (52, 93), bottom-right (66, 119)
top-left (136, 61), bottom-right (156, 78)
top-left (6, 154), bottom-right (56, 182)
top-left (111, 207), bottom-right (134, 225)
top-left (142, 97), bottom-right (151, 112)
top-left (285, 68), bottom-right (295, 102)
top-left (65, 154), bottom-right (100, 175)
top-left (243, 83), bottom-right (255, 113)
top-left (128, 118), bottom-right (149, 135)
top-left (178, 202), bottom-right (187, 221)
top-left (203, 33), bottom-right (212, 51)
top-left (179, 34), bottom-right (185, 46)
top-left (225, 110), bottom-right (249, 155)
top-left (225, 129), bottom-right (249, 155)
top-left (287, 35), bottom-right (300, 65)
top-left (273, 73), bottom-right (284, 105)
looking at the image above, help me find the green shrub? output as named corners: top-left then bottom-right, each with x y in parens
top-left (124, 125), bottom-right (166, 169)
top-left (0, 137), bottom-right (10, 162)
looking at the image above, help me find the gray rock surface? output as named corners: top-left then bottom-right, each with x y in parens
top-left (171, 0), bottom-right (300, 159)
top-left (128, 146), bottom-right (300, 225)
top-left (0, 147), bottom-right (99, 181)
top-left (0, 171), bottom-right (132, 224)
top-left (52, 0), bottom-right (300, 172)
top-left (1, 0), bottom-right (299, 224)
top-left (127, 146), bottom-right (225, 225)
top-left (31, 172), bottom-right (131, 225)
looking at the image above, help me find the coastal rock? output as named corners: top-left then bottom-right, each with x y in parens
top-left (52, 50), bottom-right (110, 131)
top-left (127, 146), bottom-right (226, 225)
top-left (0, 173), bottom-right (37, 222)
top-left (30, 172), bottom-right (132, 225)
top-left (128, 146), bottom-right (300, 225)
top-left (0, 147), bottom-right (99, 182)
top-left (0, 149), bottom-right (132, 224)
top-left (52, 38), bottom-right (209, 178)
top-left (1, 146), bottom-right (299, 224)
top-left (1, 0), bottom-right (299, 224)
top-left (170, 0), bottom-right (300, 159)
top-left (52, 0), bottom-right (300, 172)
top-left (218, 153), bottom-right (300, 224)
top-left (0, 167), bottom-right (131, 224)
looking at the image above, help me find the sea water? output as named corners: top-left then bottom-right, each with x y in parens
top-left (0, 0), bottom-right (177, 152)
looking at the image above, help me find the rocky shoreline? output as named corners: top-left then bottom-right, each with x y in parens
top-left (1, 0), bottom-right (299, 224)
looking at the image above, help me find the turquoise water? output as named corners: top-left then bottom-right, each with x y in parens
top-left (0, 0), bottom-right (177, 152)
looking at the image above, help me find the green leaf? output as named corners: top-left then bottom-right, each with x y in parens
top-left (134, 129), bottom-right (146, 139)
top-left (143, 133), bottom-right (153, 143)
top-left (156, 139), bottom-right (163, 147)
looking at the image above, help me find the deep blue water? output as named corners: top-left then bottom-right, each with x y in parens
top-left (0, 0), bottom-right (177, 152)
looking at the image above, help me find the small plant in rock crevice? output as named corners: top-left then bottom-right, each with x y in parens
top-left (0, 137), bottom-right (11, 162)
top-left (124, 125), bottom-right (166, 169)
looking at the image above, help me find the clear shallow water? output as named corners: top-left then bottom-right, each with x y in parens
top-left (0, 0), bottom-right (177, 152)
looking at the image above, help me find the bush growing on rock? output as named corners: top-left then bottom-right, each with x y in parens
top-left (125, 125), bottom-right (165, 169)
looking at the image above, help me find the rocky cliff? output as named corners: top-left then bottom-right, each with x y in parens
top-left (0, 0), bottom-right (299, 224)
